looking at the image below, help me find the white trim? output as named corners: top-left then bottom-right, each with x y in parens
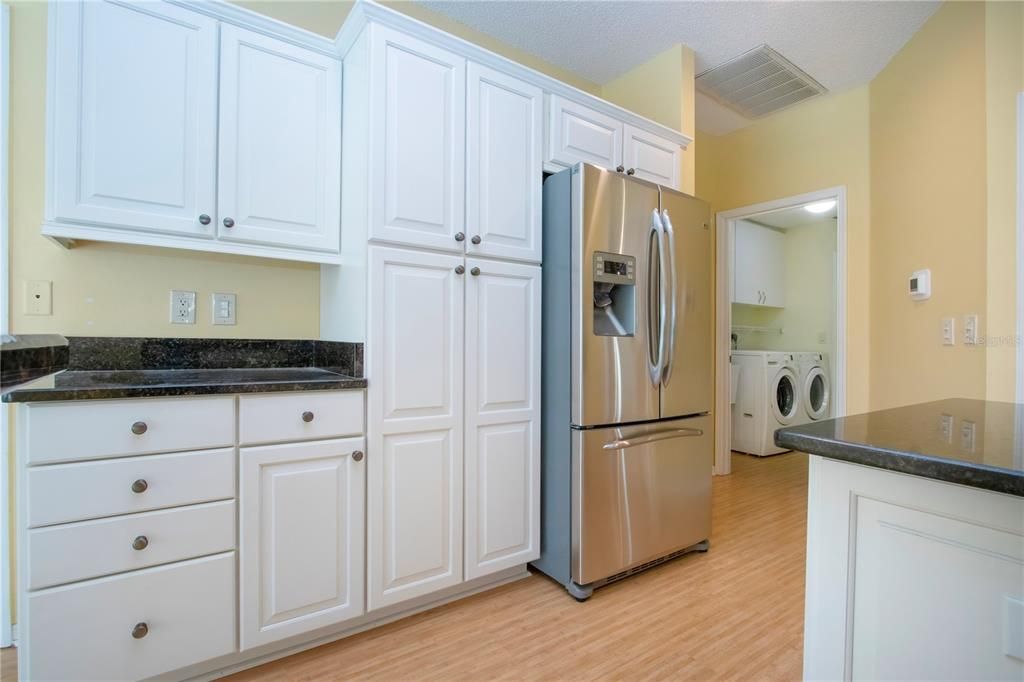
top-left (714, 187), bottom-right (848, 475)
top-left (1016, 92), bottom-right (1024, 405)
top-left (334, 0), bottom-right (692, 149)
top-left (0, 2), bottom-right (11, 649)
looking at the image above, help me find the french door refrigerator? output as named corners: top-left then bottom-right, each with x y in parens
top-left (533, 163), bottom-right (713, 601)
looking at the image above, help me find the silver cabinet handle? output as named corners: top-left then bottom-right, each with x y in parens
top-left (616, 165), bottom-right (625, 173)
top-left (198, 214), bottom-right (211, 225)
top-left (454, 232), bottom-right (465, 242)
top-left (603, 427), bottom-right (704, 450)
top-left (223, 217), bottom-right (234, 228)
top-left (626, 168), bottom-right (636, 175)
top-left (470, 267), bottom-right (480, 276)
top-left (131, 421), bottom-right (147, 435)
top-left (471, 235), bottom-right (481, 245)
top-left (455, 265), bottom-right (465, 275)
top-left (352, 450), bottom-right (364, 462)
top-left (131, 479), bottom-right (148, 494)
top-left (132, 622), bottom-right (149, 639)
top-left (132, 535), bottom-right (149, 551)
top-left (302, 411), bottom-right (314, 423)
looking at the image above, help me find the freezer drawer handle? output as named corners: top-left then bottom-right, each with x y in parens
top-left (602, 427), bottom-right (704, 450)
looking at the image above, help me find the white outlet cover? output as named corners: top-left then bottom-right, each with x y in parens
top-left (170, 290), bottom-right (196, 324)
top-left (25, 280), bottom-right (53, 316)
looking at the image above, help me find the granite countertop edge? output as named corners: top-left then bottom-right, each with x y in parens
top-left (775, 429), bottom-right (1024, 498)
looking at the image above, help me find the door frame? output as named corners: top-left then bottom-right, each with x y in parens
top-left (1016, 92), bottom-right (1023, 406)
top-left (713, 186), bottom-right (848, 475)
top-left (1, 2), bottom-right (11, 648)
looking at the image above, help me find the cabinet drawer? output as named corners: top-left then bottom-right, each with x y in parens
top-left (28, 500), bottom-right (236, 589)
top-left (26, 553), bottom-right (236, 681)
top-left (23, 396), bottom-right (235, 464)
top-left (27, 448), bottom-right (235, 528)
top-left (239, 390), bottom-right (364, 445)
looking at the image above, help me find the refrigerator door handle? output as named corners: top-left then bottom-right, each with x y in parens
top-left (660, 209), bottom-right (678, 386)
top-left (601, 427), bottom-right (705, 450)
top-left (647, 209), bottom-right (666, 386)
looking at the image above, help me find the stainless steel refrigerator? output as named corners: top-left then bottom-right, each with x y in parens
top-left (532, 163), bottom-right (713, 601)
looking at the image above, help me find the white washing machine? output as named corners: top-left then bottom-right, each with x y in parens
top-left (730, 351), bottom-right (802, 456)
top-left (795, 352), bottom-right (832, 421)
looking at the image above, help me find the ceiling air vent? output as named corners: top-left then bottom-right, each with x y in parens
top-left (696, 45), bottom-right (827, 119)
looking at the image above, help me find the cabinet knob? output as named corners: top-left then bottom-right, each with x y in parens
top-left (131, 622), bottom-right (149, 639)
top-left (616, 165), bottom-right (625, 173)
top-left (455, 265), bottom-right (465, 275)
top-left (223, 217), bottom-right (235, 228)
top-left (470, 235), bottom-right (481, 245)
top-left (132, 535), bottom-right (149, 551)
top-left (454, 232), bottom-right (465, 242)
top-left (626, 168), bottom-right (636, 176)
top-left (198, 214), bottom-right (211, 225)
top-left (131, 479), bottom-right (148, 494)
top-left (470, 267), bottom-right (481, 276)
top-left (302, 411), bottom-right (315, 423)
top-left (352, 450), bottom-right (364, 462)
top-left (131, 421), bottom-right (147, 435)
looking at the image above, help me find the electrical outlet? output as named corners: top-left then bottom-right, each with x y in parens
top-left (960, 419), bottom-right (976, 453)
top-left (942, 317), bottom-right (955, 346)
top-left (25, 280), bottom-right (52, 315)
top-left (211, 293), bottom-right (236, 325)
top-left (963, 314), bottom-right (979, 345)
top-left (170, 290), bottom-right (196, 324)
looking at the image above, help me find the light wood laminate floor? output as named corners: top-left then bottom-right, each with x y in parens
top-left (0, 451), bottom-right (808, 681)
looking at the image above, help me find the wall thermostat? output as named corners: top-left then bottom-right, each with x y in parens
top-left (909, 269), bottom-right (931, 300)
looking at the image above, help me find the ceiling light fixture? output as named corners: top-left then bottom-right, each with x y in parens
top-left (804, 200), bottom-right (836, 214)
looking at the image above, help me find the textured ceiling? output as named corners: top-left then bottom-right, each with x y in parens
top-left (418, 0), bottom-right (940, 134)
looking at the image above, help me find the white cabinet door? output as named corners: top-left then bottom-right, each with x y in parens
top-left (623, 124), bottom-right (681, 190)
top-left (761, 226), bottom-right (786, 307)
top-left (50, 0), bottom-right (218, 237)
top-left (466, 63), bottom-right (543, 263)
top-left (464, 260), bottom-right (541, 579)
top-left (546, 95), bottom-right (623, 171)
top-left (369, 26), bottom-right (466, 252)
top-left (367, 246), bottom-right (464, 609)
top-left (240, 438), bottom-right (365, 650)
top-left (217, 25), bottom-right (341, 252)
top-left (733, 220), bottom-right (785, 307)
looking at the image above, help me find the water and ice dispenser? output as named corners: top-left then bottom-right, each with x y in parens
top-left (592, 251), bottom-right (636, 336)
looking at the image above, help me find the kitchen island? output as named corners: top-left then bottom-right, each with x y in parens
top-left (776, 399), bottom-right (1023, 681)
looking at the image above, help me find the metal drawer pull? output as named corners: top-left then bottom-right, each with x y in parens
top-left (302, 411), bottom-right (315, 423)
top-left (131, 622), bottom-right (149, 639)
top-left (132, 535), bottom-right (149, 551)
top-left (130, 421), bottom-right (147, 435)
top-left (352, 450), bottom-right (364, 462)
top-left (602, 428), bottom-right (704, 450)
top-left (131, 479), bottom-right (148, 494)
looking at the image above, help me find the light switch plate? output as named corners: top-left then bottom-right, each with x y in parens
top-left (212, 293), bottom-right (236, 325)
top-left (963, 314), bottom-right (979, 345)
top-left (960, 419), bottom-right (976, 453)
top-left (25, 280), bottom-right (52, 315)
top-left (942, 317), bottom-right (955, 346)
top-left (170, 290), bottom-right (196, 324)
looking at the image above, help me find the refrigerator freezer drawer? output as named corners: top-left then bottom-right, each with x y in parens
top-left (572, 415), bottom-right (712, 586)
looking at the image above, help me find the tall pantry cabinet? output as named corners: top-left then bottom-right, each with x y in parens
top-left (327, 20), bottom-right (542, 611)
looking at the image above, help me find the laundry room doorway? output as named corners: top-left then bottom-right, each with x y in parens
top-left (714, 188), bottom-right (848, 475)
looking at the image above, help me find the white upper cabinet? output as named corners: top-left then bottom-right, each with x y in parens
top-left (733, 220), bottom-right (785, 307)
top-left (369, 26), bottom-right (466, 253)
top-left (217, 25), bottom-right (341, 253)
top-left (546, 95), bottom-right (623, 171)
top-left (466, 64), bottom-right (543, 264)
top-left (50, 0), bottom-right (218, 238)
top-left (623, 124), bottom-right (681, 189)
top-left (464, 260), bottom-right (541, 579)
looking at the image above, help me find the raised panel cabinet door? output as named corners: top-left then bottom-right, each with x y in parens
top-left (623, 124), bottom-right (681, 190)
top-left (367, 245), bottom-right (464, 609)
top-left (546, 95), bottom-right (623, 170)
top-left (466, 63), bottom-right (543, 263)
top-left (761, 226), bottom-right (786, 307)
top-left (218, 25), bottom-right (341, 252)
top-left (731, 221), bottom-right (761, 306)
top-left (50, 0), bottom-right (218, 237)
top-left (370, 25), bottom-right (466, 252)
top-left (464, 260), bottom-right (541, 579)
top-left (239, 438), bottom-right (366, 650)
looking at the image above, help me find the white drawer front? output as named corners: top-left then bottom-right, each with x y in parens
top-left (26, 553), bottom-right (236, 681)
top-left (24, 396), bottom-right (235, 464)
top-left (28, 500), bottom-right (236, 589)
top-left (239, 390), bottom-right (364, 445)
top-left (27, 448), bottom-right (235, 528)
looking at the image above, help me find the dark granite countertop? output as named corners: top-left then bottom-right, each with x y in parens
top-left (3, 337), bottom-right (365, 402)
top-left (1, 334), bottom-right (70, 392)
top-left (775, 398), bottom-right (1024, 497)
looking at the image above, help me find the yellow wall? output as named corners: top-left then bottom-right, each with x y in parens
top-left (696, 87), bottom-right (872, 414)
top-left (600, 44), bottom-right (697, 195)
